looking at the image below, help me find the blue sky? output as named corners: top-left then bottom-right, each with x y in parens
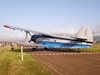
top-left (0, 0), bottom-right (100, 40)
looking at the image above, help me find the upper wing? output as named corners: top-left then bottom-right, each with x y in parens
top-left (4, 25), bottom-right (77, 41)
top-left (4, 25), bottom-right (47, 35)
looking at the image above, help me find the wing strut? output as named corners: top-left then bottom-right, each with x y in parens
top-left (25, 32), bottom-right (29, 44)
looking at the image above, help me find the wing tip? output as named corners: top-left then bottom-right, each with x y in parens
top-left (4, 25), bottom-right (11, 28)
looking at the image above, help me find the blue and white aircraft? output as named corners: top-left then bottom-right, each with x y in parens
top-left (4, 25), bottom-right (93, 51)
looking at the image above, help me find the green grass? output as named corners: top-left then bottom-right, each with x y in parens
top-left (79, 44), bottom-right (100, 52)
top-left (80, 48), bottom-right (100, 52)
top-left (0, 46), bottom-right (52, 75)
top-left (0, 43), bottom-right (99, 75)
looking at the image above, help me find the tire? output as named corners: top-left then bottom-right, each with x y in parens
top-left (32, 48), bottom-right (36, 51)
top-left (44, 47), bottom-right (48, 51)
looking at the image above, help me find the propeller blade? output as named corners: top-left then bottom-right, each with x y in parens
top-left (25, 32), bottom-right (34, 44)
top-left (29, 33), bottom-right (32, 36)
top-left (28, 33), bottom-right (32, 43)
top-left (28, 40), bottom-right (31, 43)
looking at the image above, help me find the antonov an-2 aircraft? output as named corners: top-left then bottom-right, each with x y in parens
top-left (4, 25), bottom-right (93, 51)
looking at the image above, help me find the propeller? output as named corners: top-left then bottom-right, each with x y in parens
top-left (25, 32), bottom-right (36, 44)
top-left (29, 32), bottom-right (32, 36)
top-left (28, 33), bottom-right (32, 43)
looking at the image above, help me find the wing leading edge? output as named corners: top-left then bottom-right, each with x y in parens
top-left (4, 25), bottom-right (75, 40)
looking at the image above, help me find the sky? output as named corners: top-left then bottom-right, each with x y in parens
top-left (0, 0), bottom-right (100, 41)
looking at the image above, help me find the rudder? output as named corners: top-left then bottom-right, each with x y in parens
top-left (76, 26), bottom-right (93, 43)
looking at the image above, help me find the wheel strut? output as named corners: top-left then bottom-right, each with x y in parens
top-left (78, 48), bottom-right (80, 53)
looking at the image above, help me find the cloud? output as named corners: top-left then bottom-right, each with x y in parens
top-left (51, 28), bottom-right (78, 36)
top-left (51, 26), bottom-right (100, 38)
top-left (0, 34), bottom-right (26, 41)
top-left (0, 27), bottom-right (79, 41)
top-left (1, 25), bottom-right (100, 42)
top-left (93, 33), bottom-right (100, 36)
top-left (93, 25), bottom-right (100, 36)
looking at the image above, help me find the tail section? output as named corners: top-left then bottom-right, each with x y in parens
top-left (76, 26), bottom-right (93, 43)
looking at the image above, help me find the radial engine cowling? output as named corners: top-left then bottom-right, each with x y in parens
top-left (31, 35), bottom-right (40, 43)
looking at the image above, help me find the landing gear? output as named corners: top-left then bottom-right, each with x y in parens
top-left (32, 46), bottom-right (38, 51)
top-left (32, 48), bottom-right (36, 51)
top-left (78, 48), bottom-right (80, 53)
top-left (44, 47), bottom-right (48, 51)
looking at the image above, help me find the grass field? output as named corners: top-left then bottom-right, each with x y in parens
top-left (80, 44), bottom-right (100, 52)
top-left (0, 46), bottom-right (52, 75)
top-left (0, 43), bottom-right (100, 75)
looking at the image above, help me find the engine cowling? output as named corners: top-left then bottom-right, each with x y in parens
top-left (31, 35), bottom-right (40, 43)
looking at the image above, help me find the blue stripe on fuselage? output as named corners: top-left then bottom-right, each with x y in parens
top-left (38, 41), bottom-right (92, 48)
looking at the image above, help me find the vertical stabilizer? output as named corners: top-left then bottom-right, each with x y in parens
top-left (76, 26), bottom-right (93, 43)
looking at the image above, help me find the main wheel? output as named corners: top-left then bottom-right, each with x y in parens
top-left (32, 48), bottom-right (36, 51)
top-left (44, 47), bottom-right (48, 51)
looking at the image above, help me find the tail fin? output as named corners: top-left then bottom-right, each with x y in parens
top-left (76, 26), bottom-right (93, 43)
